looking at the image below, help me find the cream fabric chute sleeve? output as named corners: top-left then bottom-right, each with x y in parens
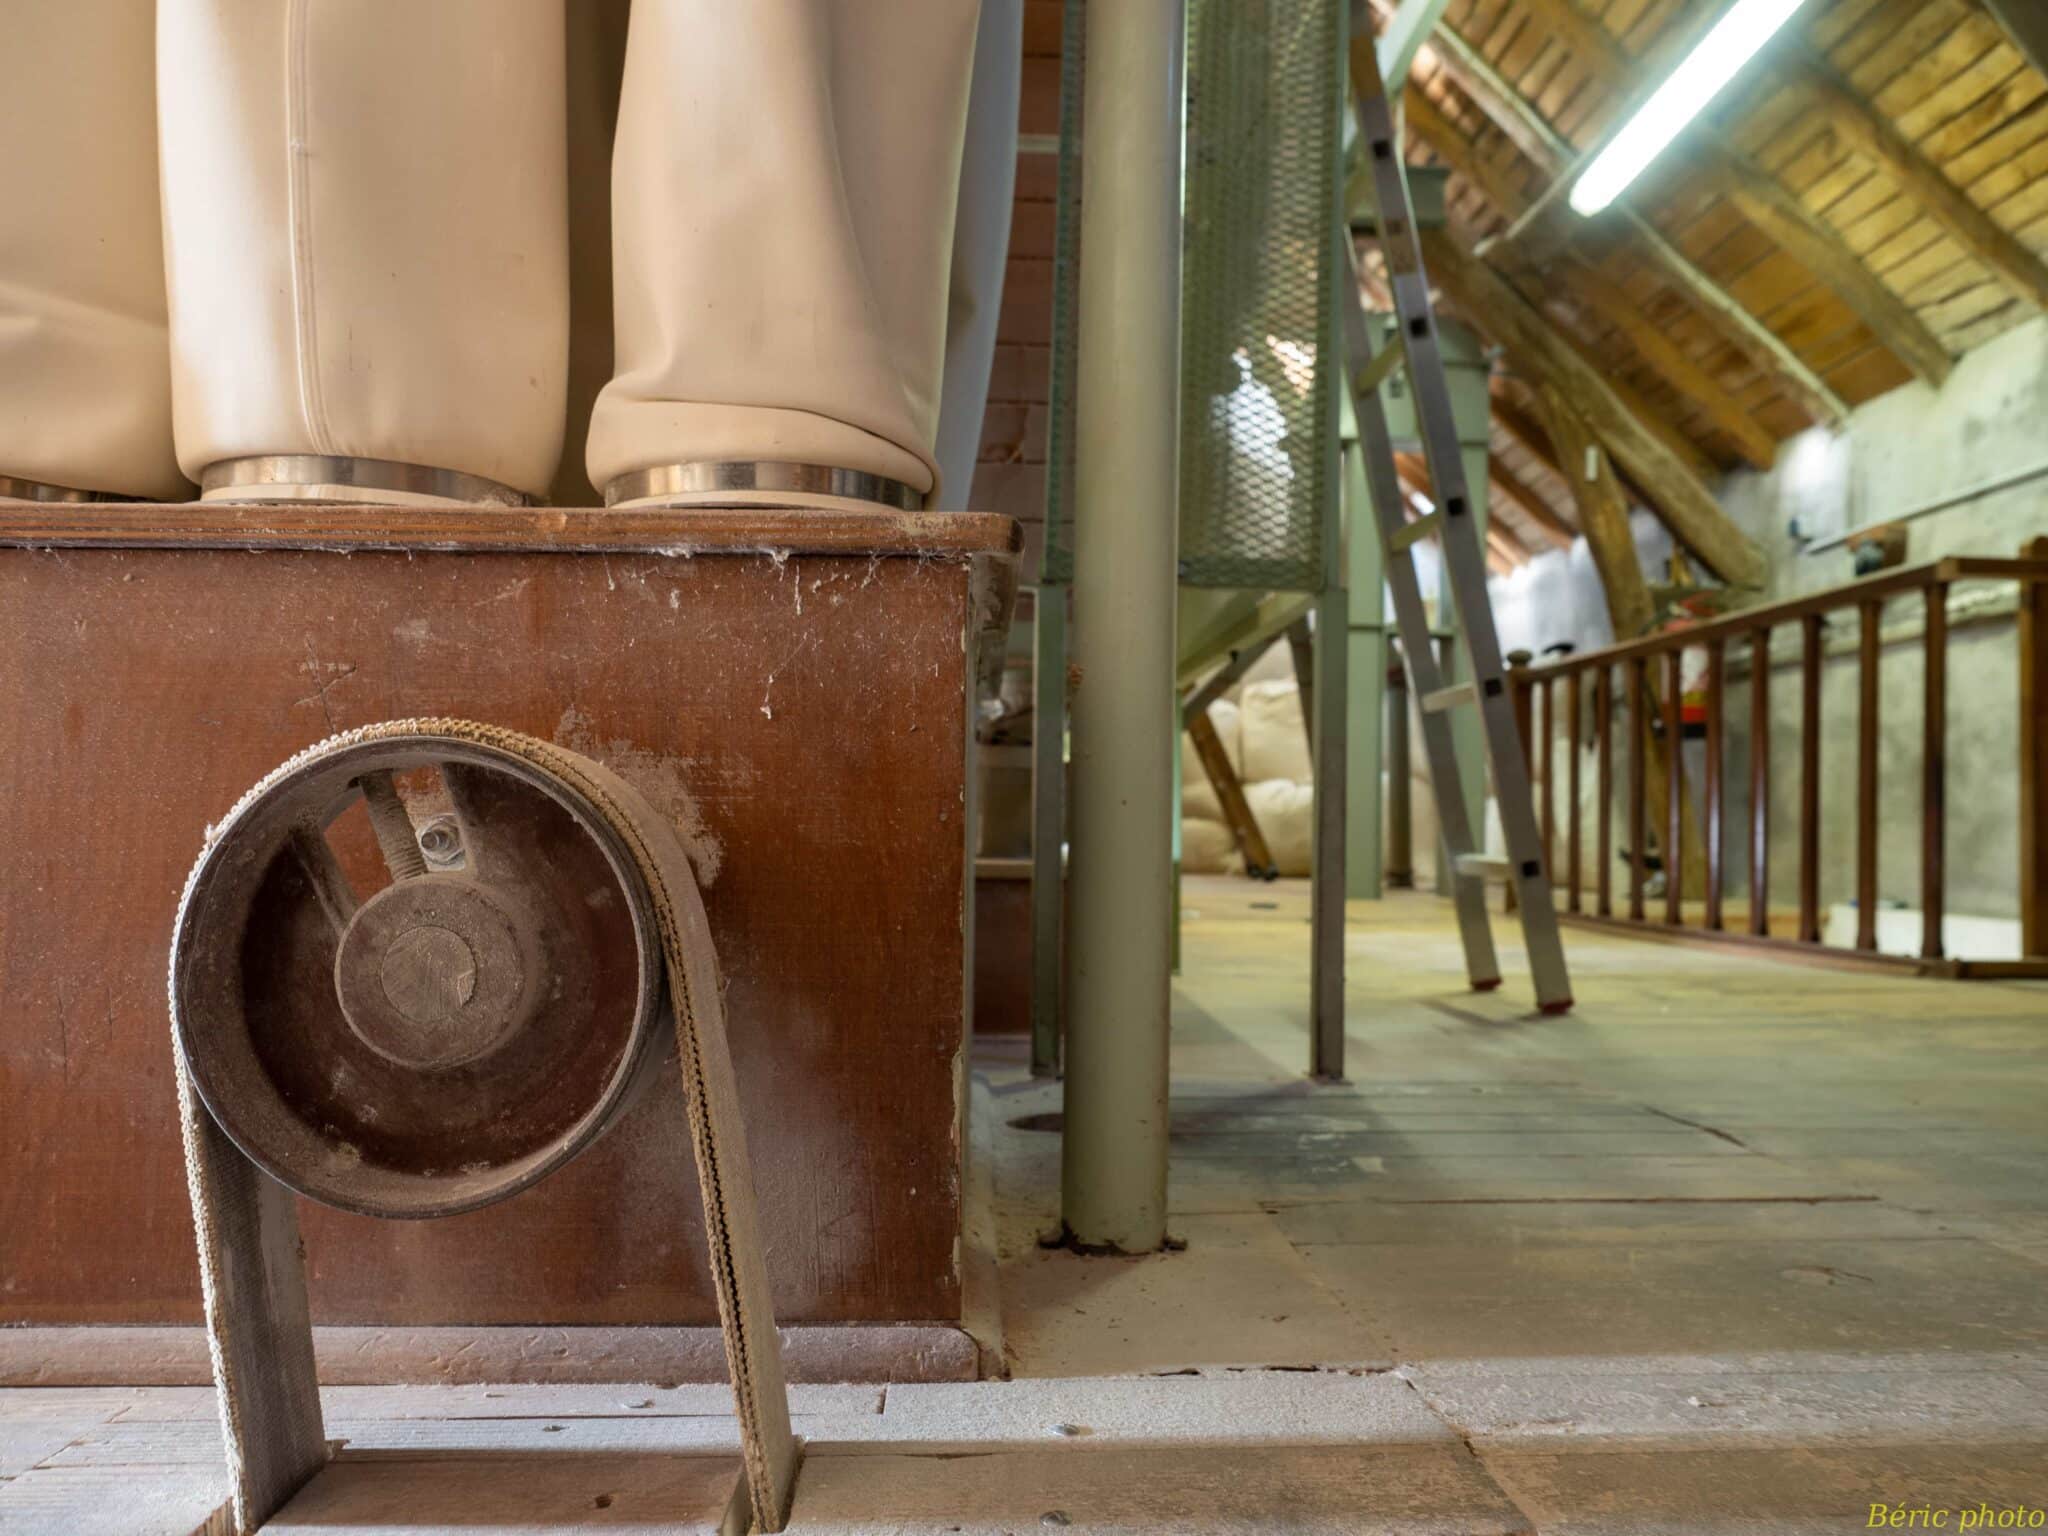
top-left (589, 0), bottom-right (979, 506)
top-left (0, 0), bottom-right (185, 500)
top-left (157, 0), bottom-right (570, 501)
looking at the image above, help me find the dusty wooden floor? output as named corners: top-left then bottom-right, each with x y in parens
top-left (6, 880), bottom-right (2047, 1531)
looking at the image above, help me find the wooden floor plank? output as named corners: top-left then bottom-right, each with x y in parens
top-left (265, 1453), bottom-right (742, 1536)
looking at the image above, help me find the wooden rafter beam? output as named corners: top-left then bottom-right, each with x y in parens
top-left (1785, 50), bottom-right (2048, 313)
top-left (1186, 706), bottom-right (1278, 879)
top-left (1420, 225), bottom-right (1766, 588)
top-left (1527, 386), bottom-right (1652, 640)
top-left (1493, 381), bottom-right (1661, 519)
top-left (1417, 16), bottom-right (1850, 426)
top-left (1533, 378), bottom-right (1707, 896)
top-left (1710, 155), bottom-right (1954, 386)
top-left (1505, 0), bottom-right (1954, 388)
top-left (1357, 203), bottom-right (1717, 490)
top-left (1491, 391), bottom-right (1566, 478)
top-left (1490, 457), bottom-right (1575, 549)
top-left (1978, 1), bottom-right (2048, 84)
top-left (1401, 88), bottom-right (1780, 471)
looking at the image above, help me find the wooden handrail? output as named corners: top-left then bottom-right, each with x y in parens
top-left (1514, 556), bottom-right (2048, 681)
top-left (1506, 544), bottom-right (2048, 979)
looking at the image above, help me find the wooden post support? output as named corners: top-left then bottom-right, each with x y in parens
top-left (1922, 584), bottom-right (1948, 961)
top-left (2021, 538), bottom-right (2048, 956)
top-left (1856, 601), bottom-right (1881, 952)
top-left (1704, 638), bottom-right (1725, 932)
top-left (1749, 627), bottom-right (1771, 939)
top-left (1799, 615), bottom-right (1824, 945)
top-left (1530, 381), bottom-right (1705, 900)
top-left (1186, 705), bottom-right (1277, 880)
top-left (1288, 618), bottom-right (1317, 754)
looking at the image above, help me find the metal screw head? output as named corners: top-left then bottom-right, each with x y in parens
top-left (417, 814), bottom-right (465, 869)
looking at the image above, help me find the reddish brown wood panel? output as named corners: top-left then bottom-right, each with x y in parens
top-left (0, 530), bottom-right (998, 1330)
top-left (973, 877), bottom-right (1034, 1037)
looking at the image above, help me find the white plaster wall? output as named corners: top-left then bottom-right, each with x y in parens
top-left (1485, 315), bottom-right (2048, 926)
top-left (1722, 316), bottom-right (2048, 587)
top-left (1491, 510), bottom-right (1674, 660)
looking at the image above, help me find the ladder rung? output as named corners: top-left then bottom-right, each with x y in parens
top-left (1421, 680), bottom-right (1475, 714)
top-left (1353, 338), bottom-right (1406, 395)
top-left (1455, 854), bottom-right (1512, 881)
top-left (1390, 512), bottom-right (1440, 552)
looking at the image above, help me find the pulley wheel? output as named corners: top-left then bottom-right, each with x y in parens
top-left (171, 728), bottom-right (665, 1218)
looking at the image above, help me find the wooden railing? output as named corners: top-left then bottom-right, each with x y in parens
top-left (1508, 540), bottom-right (2048, 979)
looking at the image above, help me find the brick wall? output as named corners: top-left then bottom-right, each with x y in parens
top-left (967, 1), bottom-right (1064, 583)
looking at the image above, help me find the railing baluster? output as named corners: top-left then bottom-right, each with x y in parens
top-left (1629, 655), bottom-right (1647, 923)
top-left (1597, 666), bottom-right (1613, 918)
top-left (1856, 600), bottom-right (1881, 952)
top-left (1508, 653), bottom-right (1533, 916)
top-left (1567, 670), bottom-right (1583, 914)
top-left (1540, 676), bottom-right (1555, 879)
top-left (1705, 637), bottom-right (1725, 932)
top-left (1664, 648), bottom-right (1683, 927)
top-left (1749, 627), bottom-right (1770, 938)
top-left (1799, 614), bottom-right (1823, 944)
top-left (1511, 556), bottom-right (2048, 976)
top-left (2022, 539), bottom-right (2048, 958)
top-left (1922, 584), bottom-right (1948, 961)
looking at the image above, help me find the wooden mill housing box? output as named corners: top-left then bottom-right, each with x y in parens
top-left (0, 504), bottom-right (1016, 1383)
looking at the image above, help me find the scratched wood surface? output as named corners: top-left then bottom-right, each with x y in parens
top-left (0, 510), bottom-right (1013, 1331)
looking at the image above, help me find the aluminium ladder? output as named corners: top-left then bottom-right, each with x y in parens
top-left (1339, 38), bottom-right (1573, 1013)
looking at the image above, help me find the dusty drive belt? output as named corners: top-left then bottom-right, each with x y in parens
top-left (170, 718), bottom-right (798, 1533)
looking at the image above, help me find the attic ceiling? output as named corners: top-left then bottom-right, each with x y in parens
top-left (1366, 0), bottom-right (2048, 559)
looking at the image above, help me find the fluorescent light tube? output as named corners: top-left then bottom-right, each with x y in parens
top-left (1570, 0), bottom-right (1814, 216)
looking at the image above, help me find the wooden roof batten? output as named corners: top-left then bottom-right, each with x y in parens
top-left (1418, 225), bottom-right (1768, 588)
top-left (1396, 85), bottom-right (1783, 471)
top-left (1412, 9), bottom-right (1852, 428)
top-left (1488, 456), bottom-right (1577, 549)
top-left (1347, 0), bottom-right (2048, 595)
top-left (1782, 49), bottom-right (2048, 314)
top-left (1503, 0), bottom-right (1956, 389)
top-left (1354, 4), bottom-right (1765, 587)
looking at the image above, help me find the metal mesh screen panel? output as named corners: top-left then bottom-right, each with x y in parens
top-left (1177, 0), bottom-right (1342, 591)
